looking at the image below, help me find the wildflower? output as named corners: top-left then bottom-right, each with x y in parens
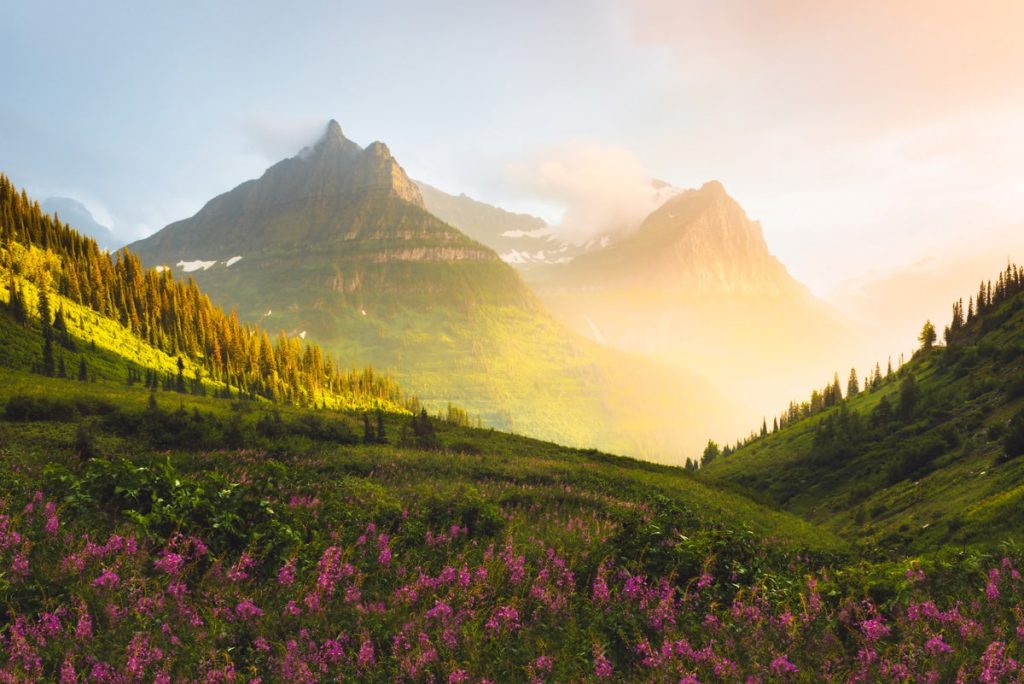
top-left (154, 551), bottom-right (185, 575)
top-left (860, 617), bottom-right (891, 642)
top-left (45, 510), bottom-right (59, 536)
top-left (236, 599), bottom-right (264, 621)
top-left (277, 558), bottom-right (297, 585)
top-left (357, 636), bottom-right (375, 668)
top-left (594, 653), bottom-right (613, 679)
top-left (979, 641), bottom-right (1015, 683)
top-left (11, 551), bottom-right (29, 577)
top-left (75, 610), bottom-right (93, 641)
top-left (925, 635), bottom-right (952, 656)
top-left (92, 568), bottom-right (119, 590)
top-left (770, 655), bottom-right (799, 676)
top-left (534, 655), bottom-right (554, 672)
top-left (486, 605), bottom-right (521, 634)
top-left (59, 657), bottom-right (76, 684)
top-left (227, 552), bottom-right (255, 582)
top-left (448, 669), bottom-right (469, 683)
top-left (985, 567), bottom-right (1000, 601)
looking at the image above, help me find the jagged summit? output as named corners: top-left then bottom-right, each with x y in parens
top-left (309, 118), bottom-right (362, 159)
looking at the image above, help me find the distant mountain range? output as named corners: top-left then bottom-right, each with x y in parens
top-left (128, 120), bottom-right (741, 459)
top-left (41, 196), bottom-right (117, 251)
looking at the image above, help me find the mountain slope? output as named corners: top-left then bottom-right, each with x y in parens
top-left (127, 122), bottom-right (738, 460)
top-left (0, 173), bottom-right (408, 413)
top-left (522, 181), bottom-right (856, 424)
top-left (702, 263), bottom-right (1024, 552)
top-left (416, 181), bottom-right (583, 267)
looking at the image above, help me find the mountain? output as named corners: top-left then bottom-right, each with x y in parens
top-left (521, 180), bottom-right (856, 426)
top-left (416, 181), bottom-right (593, 269)
top-left (127, 121), bottom-right (739, 460)
top-left (40, 196), bottom-right (117, 250)
top-left (702, 262), bottom-right (1024, 552)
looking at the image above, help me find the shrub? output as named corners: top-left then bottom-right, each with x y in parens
top-left (1001, 410), bottom-right (1024, 462)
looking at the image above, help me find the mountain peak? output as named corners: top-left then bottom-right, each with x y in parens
top-left (309, 118), bottom-right (361, 160)
top-left (698, 180), bottom-right (727, 196)
top-left (364, 140), bottom-right (392, 159)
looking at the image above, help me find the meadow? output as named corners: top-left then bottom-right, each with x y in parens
top-left (0, 381), bottom-right (1022, 682)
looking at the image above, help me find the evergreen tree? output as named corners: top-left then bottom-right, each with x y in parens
top-left (411, 409), bottom-right (440, 450)
top-left (918, 320), bottom-right (937, 350)
top-left (175, 356), bottom-right (186, 393)
top-left (760, 418), bottom-right (768, 438)
top-left (898, 373), bottom-right (919, 418)
top-left (41, 336), bottom-right (55, 376)
top-left (57, 354), bottom-right (66, 378)
top-left (702, 440), bottom-right (721, 466)
top-left (847, 368), bottom-right (860, 398)
top-left (78, 357), bottom-right (87, 382)
top-left (8, 278), bottom-right (27, 324)
top-left (376, 409), bottom-right (387, 444)
top-left (363, 414), bottom-right (374, 444)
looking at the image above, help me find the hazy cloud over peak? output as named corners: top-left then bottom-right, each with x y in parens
top-left (506, 141), bottom-right (665, 244)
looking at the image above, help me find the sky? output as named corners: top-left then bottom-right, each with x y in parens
top-left (2, 0), bottom-right (1022, 296)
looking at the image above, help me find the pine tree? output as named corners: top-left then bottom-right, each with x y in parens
top-left (847, 368), bottom-right (859, 398)
top-left (8, 277), bottom-right (27, 324)
top-left (78, 357), bottom-right (88, 382)
top-left (363, 414), bottom-right (374, 444)
top-left (175, 356), bottom-right (186, 393)
top-left (918, 320), bottom-right (937, 350)
top-left (702, 440), bottom-right (720, 466)
top-left (41, 336), bottom-right (55, 376)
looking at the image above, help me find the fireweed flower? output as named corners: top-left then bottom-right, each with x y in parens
top-left (92, 568), bottom-right (119, 590)
top-left (227, 552), bottom-right (255, 581)
top-left (925, 635), bottom-right (953, 656)
top-left (860, 617), bottom-right (891, 642)
top-left (770, 655), bottom-right (799, 676)
top-left (357, 636), bottom-right (375, 668)
top-left (277, 558), bottom-right (297, 585)
top-left (154, 551), bottom-right (185, 575)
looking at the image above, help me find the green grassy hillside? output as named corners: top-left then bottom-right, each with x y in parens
top-left (702, 273), bottom-right (1024, 553)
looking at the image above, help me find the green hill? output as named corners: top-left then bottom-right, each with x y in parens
top-left (702, 263), bottom-right (1024, 553)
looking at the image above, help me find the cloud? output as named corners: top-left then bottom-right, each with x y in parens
top-left (505, 141), bottom-right (666, 244)
top-left (241, 115), bottom-right (333, 163)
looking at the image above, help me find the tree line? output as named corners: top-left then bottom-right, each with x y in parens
top-left (0, 174), bottom-right (406, 409)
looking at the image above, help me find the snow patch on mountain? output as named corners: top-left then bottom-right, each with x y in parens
top-left (500, 228), bottom-right (553, 239)
top-left (177, 259), bottom-right (217, 273)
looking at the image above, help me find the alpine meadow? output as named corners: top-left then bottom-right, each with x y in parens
top-left (1, 2), bottom-right (1023, 682)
